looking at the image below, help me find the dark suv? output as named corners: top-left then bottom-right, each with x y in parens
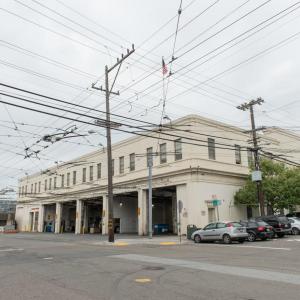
top-left (240, 220), bottom-right (273, 242)
top-left (255, 215), bottom-right (291, 238)
top-left (286, 212), bottom-right (300, 218)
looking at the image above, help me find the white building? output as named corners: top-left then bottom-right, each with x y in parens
top-left (15, 115), bottom-right (300, 235)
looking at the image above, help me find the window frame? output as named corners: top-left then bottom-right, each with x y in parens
top-left (97, 163), bottom-right (101, 179)
top-left (208, 138), bottom-right (216, 160)
top-left (89, 165), bottom-right (94, 181)
top-left (160, 143), bottom-right (167, 164)
top-left (174, 139), bottom-right (182, 161)
top-left (119, 156), bottom-right (124, 174)
top-left (129, 153), bottom-right (135, 171)
top-left (73, 171), bottom-right (76, 185)
top-left (235, 144), bottom-right (242, 164)
top-left (82, 168), bottom-right (86, 183)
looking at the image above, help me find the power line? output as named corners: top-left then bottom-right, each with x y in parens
top-left (0, 96), bottom-right (252, 152)
top-left (0, 83), bottom-right (250, 143)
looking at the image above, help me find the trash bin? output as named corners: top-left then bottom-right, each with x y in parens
top-left (187, 224), bottom-right (198, 240)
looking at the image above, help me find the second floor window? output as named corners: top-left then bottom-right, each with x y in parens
top-left (38, 181), bottom-right (41, 193)
top-left (67, 173), bottom-right (70, 186)
top-left (31, 184), bottom-right (33, 194)
top-left (160, 143), bottom-right (167, 164)
top-left (44, 180), bottom-right (47, 191)
top-left (97, 163), bottom-right (101, 179)
top-left (54, 177), bottom-right (57, 189)
top-left (49, 178), bottom-right (52, 190)
top-left (89, 166), bottom-right (93, 181)
top-left (34, 183), bottom-right (37, 194)
top-left (82, 168), bottom-right (86, 183)
top-left (174, 139), bottom-right (182, 161)
top-left (61, 174), bottom-right (65, 187)
top-left (235, 144), bottom-right (241, 164)
top-left (208, 138), bottom-right (216, 160)
top-left (73, 171), bottom-right (76, 185)
top-left (129, 153), bottom-right (135, 171)
top-left (247, 148), bottom-right (253, 167)
top-left (112, 159), bottom-right (115, 176)
top-left (119, 156), bottom-right (124, 174)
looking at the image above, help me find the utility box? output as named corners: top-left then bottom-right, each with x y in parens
top-left (187, 224), bottom-right (198, 240)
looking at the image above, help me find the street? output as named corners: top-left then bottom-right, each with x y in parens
top-left (1, 234), bottom-right (300, 300)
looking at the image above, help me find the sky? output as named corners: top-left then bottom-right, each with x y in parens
top-left (0, 0), bottom-right (300, 193)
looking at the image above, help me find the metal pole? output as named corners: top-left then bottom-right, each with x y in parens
top-left (148, 158), bottom-right (152, 239)
top-left (105, 65), bottom-right (114, 243)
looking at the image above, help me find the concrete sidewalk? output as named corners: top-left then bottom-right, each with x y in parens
top-left (2, 232), bottom-right (190, 246)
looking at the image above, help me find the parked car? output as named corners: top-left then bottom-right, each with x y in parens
top-left (255, 215), bottom-right (291, 238)
top-left (191, 221), bottom-right (248, 244)
top-left (287, 217), bottom-right (300, 235)
top-left (286, 212), bottom-right (300, 218)
top-left (240, 220), bottom-right (273, 242)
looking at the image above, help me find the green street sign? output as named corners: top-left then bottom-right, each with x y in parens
top-left (212, 199), bottom-right (221, 206)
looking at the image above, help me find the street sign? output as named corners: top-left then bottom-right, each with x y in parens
top-left (212, 199), bottom-right (222, 206)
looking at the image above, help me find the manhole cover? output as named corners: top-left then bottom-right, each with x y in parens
top-left (143, 266), bottom-right (165, 271)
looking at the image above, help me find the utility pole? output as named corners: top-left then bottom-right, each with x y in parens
top-left (92, 45), bottom-right (135, 242)
top-left (237, 97), bottom-right (265, 216)
top-left (147, 154), bottom-right (153, 239)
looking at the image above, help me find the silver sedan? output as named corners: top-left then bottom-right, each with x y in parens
top-left (191, 221), bottom-right (248, 244)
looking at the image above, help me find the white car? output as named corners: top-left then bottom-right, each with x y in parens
top-left (191, 221), bottom-right (248, 244)
top-left (288, 217), bottom-right (300, 235)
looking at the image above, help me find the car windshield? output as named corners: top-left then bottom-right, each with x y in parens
top-left (227, 222), bottom-right (242, 227)
top-left (257, 221), bottom-right (268, 226)
top-left (278, 217), bottom-right (288, 222)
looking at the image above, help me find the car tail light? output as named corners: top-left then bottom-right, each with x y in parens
top-left (279, 223), bottom-right (285, 228)
top-left (257, 226), bottom-right (265, 231)
top-left (226, 223), bottom-right (233, 227)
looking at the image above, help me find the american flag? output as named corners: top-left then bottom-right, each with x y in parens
top-left (162, 58), bottom-right (168, 75)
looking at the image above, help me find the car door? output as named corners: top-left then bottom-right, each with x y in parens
top-left (216, 222), bottom-right (227, 240)
top-left (202, 223), bottom-right (217, 240)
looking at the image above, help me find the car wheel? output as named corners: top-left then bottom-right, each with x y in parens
top-left (223, 234), bottom-right (232, 244)
top-left (292, 227), bottom-right (300, 235)
top-left (248, 232), bottom-right (256, 242)
top-left (238, 238), bottom-right (245, 244)
top-left (194, 234), bottom-right (201, 243)
top-left (277, 233), bottom-right (285, 238)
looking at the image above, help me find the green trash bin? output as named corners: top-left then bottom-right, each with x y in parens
top-left (187, 224), bottom-right (198, 240)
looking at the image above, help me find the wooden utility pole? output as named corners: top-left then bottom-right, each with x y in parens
top-left (237, 97), bottom-right (265, 216)
top-left (92, 45), bottom-right (135, 242)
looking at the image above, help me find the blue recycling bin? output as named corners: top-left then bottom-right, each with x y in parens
top-left (153, 224), bottom-right (169, 234)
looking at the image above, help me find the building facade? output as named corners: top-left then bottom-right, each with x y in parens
top-left (15, 115), bottom-right (300, 235)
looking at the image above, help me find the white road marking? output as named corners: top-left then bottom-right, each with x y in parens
top-left (287, 239), bottom-right (300, 242)
top-left (0, 248), bottom-right (24, 252)
top-left (111, 254), bottom-right (300, 285)
top-left (42, 257), bottom-right (53, 260)
top-left (236, 245), bottom-right (291, 251)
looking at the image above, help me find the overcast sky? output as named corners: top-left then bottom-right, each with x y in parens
top-left (0, 0), bottom-right (300, 192)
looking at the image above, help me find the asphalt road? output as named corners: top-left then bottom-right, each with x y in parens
top-left (1, 233), bottom-right (300, 300)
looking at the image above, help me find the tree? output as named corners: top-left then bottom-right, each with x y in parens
top-left (234, 159), bottom-right (300, 214)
